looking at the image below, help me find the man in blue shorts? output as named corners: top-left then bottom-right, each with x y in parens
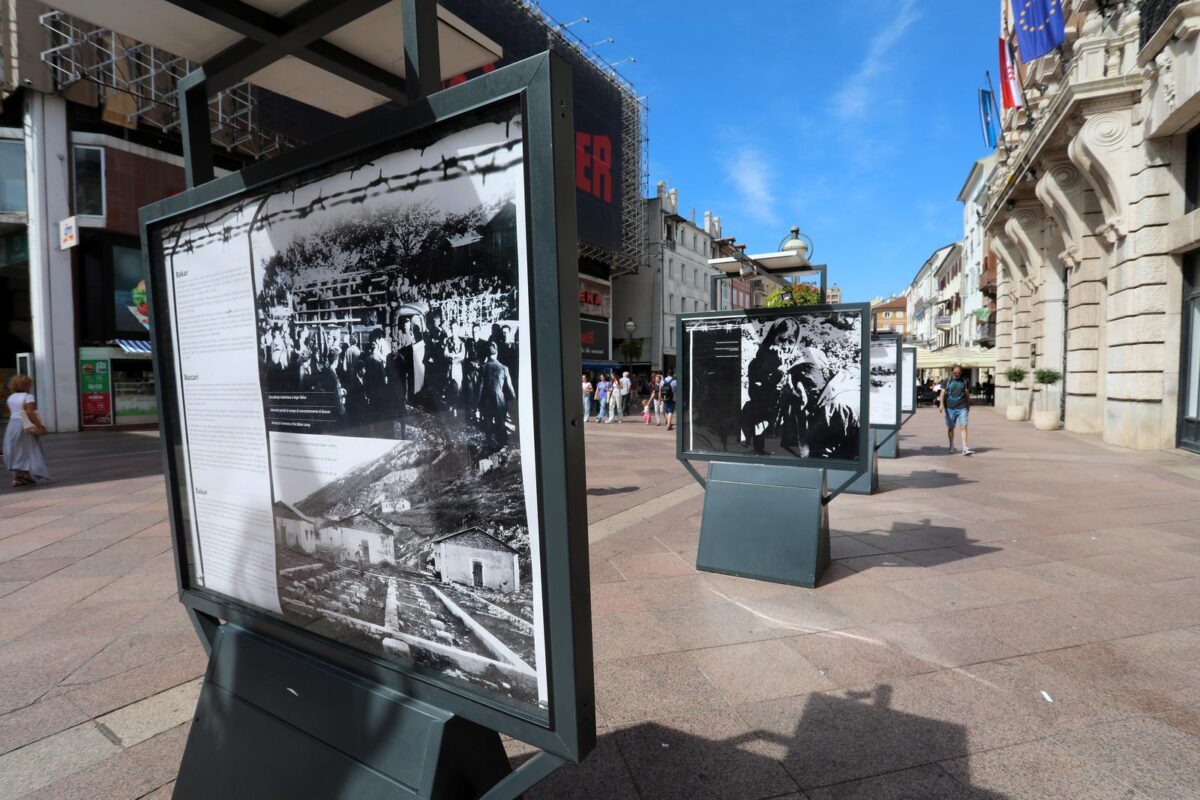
top-left (939, 365), bottom-right (973, 455)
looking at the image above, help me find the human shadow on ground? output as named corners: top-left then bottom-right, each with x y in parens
top-left (586, 486), bottom-right (639, 497)
top-left (513, 683), bottom-right (1008, 799)
top-left (884, 469), bottom-right (979, 491)
top-left (0, 430), bottom-right (164, 492)
top-left (826, 517), bottom-right (1002, 580)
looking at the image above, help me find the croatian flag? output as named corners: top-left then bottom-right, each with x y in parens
top-left (1011, 0), bottom-right (1065, 62)
top-left (979, 89), bottom-right (998, 149)
top-left (998, 37), bottom-right (1025, 110)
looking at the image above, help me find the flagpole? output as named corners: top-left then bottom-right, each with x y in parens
top-left (985, 70), bottom-right (1012, 160)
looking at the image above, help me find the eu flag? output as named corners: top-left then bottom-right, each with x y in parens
top-left (1011, 0), bottom-right (1065, 62)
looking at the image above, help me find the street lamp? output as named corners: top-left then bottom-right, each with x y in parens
top-left (622, 317), bottom-right (637, 372)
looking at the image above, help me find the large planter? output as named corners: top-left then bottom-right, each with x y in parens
top-left (1006, 404), bottom-right (1030, 421)
top-left (1033, 410), bottom-right (1061, 430)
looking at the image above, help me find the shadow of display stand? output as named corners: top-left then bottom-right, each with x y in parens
top-left (175, 623), bottom-right (561, 800)
top-left (692, 462), bottom-right (858, 588)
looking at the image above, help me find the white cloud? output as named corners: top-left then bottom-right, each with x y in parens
top-left (726, 145), bottom-right (779, 226)
top-left (833, 0), bottom-right (921, 121)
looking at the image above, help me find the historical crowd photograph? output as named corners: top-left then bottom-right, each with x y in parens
top-left (683, 309), bottom-right (864, 461)
top-left (243, 107), bottom-right (545, 710)
top-left (869, 337), bottom-right (899, 427)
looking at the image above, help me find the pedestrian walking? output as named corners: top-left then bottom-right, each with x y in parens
top-left (939, 365), bottom-right (973, 455)
top-left (650, 374), bottom-right (664, 426)
top-left (4, 375), bottom-right (49, 487)
top-left (662, 371), bottom-right (677, 431)
top-left (595, 374), bottom-right (611, 423)
top-left (641, 397), bottom-right (652, 424)
top-left (581, 373), bottom-right (593, 423)
top-left (607, 371), bottom-right (623, 423)
top-left (619, 371), bottom-right (632, 419)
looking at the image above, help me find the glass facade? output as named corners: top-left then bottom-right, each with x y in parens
top-left (0, 141), bottom-right (26, 213)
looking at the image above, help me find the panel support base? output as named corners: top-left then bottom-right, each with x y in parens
top-left (825, 438), bottom-right (878, 496)
top-left (694, 462), bottom-right (830, 588)
top-left (874, 426), bottom-right (899, 459)
top-left (173, 624), bottom-right (563, 800)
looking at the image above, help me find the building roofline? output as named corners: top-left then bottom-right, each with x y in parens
top-left (956, 155), bottom-right (997, 203)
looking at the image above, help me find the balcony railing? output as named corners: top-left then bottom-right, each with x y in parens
top-left (1142, 0), bottom-right (1186, 48)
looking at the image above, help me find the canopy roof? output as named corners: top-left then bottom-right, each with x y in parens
top-left (707, 250), bottom-right (819, 277)
top-left (915, 347), bottom-right (997, 371)
top-left (45, 0), bottom-right (503, 117)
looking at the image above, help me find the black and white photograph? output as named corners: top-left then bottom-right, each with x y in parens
top-left (157, 102), bottom-right (548, 712)
top-left (869, 337), bottom-right (900, 428)
top-left (682, 309), bottom-right (864, 462)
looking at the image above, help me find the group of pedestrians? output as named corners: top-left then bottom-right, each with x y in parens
top-left (581, 370), bottom-right (631, 424)
top-left (580, 370), bottom-right (677, 430)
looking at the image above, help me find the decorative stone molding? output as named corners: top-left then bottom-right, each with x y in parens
top-left (1068, 112), bottom-right (1131, 245)
top-left (1004, 207), bottom-right (1044, 283)
top-left (1035, 161), bottom-right (1090, 265)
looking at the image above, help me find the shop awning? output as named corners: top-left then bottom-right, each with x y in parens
top-left (114, 339), bottom-right (153, 354)
top-left (915, 347), bottom-right (997, 371)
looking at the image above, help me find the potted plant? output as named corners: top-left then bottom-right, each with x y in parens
top-left (1004, 366), bottom-right (1030, 421)
top-left (1032, 368), bottom-right (1063, 430)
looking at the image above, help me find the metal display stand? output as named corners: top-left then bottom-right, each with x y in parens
top-left (870, 333), bottom-right (903, 459)
top-left (696, 463), bottom-right (830, 588)
top-left (825, 432), bottom-right (879, 496)
top-left (676, 304), bottom-right (871, 588)
top-left (141, 8), bottom-right (594, 794)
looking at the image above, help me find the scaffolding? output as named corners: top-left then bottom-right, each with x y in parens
top-left (38, 11), bottom-right (294, 161)
top-left (512, 1), bottom-right (648, 278)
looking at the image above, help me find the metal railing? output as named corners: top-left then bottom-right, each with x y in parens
top-left (1141, 0), bottom-right (1187, 48)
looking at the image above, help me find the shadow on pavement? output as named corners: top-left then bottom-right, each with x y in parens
top-left (586, 486), bottom-right (639, 497)
top-left (0, 430), bottom-right (163, 492)
top-left (516, 684), bottom-right (1008, 799)
top-left (886, 469), bottom-right (978, 490)
top-left (828, 517), bottom-right (1001, 580)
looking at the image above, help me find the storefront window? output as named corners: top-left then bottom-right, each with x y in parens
top-left (113, 245), bottom-right (149, 333)
top-left (1188, 299), bottom-right (1200, 420)
top-left (73, 146), bottom-right (106, 217)
top-left (0, 141), bottom-right (26, 213)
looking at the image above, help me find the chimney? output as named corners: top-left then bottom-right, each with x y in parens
top-left (668, 188), bottom-right (678, 211)
top-left (703, 211), bottom-right (712, 234)
top-left (656, 180), bottom-right (666, 198)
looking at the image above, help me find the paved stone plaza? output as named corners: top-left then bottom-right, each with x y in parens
top-left (1, 410), bottom-right (1200, 798)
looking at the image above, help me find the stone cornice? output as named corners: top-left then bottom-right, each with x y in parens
top-left (983, 75), bottom-right (1141, 232)
top-left (1138, 0), bottom-right (1200, 66)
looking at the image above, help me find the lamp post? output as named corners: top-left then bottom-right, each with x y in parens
top-left (623, 317), bottom-right (637, 370)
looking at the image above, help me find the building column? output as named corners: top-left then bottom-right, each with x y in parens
top-left (24, 92), bottom-right (78, 433)
top-left (1036, 159), bottom-right (1105, 432)
top-left (1071, 108), bottom-right (1176, 449)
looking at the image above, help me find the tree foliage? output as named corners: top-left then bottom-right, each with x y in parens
top-left (762, 282), bottom-right (822, 308)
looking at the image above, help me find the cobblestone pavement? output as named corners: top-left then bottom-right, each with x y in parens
top-left (2, 409), bottom-right (1200, 798)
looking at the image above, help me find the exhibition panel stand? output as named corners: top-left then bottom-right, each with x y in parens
top-left (676, 304), bottom-right (872, 588)
top-left (869, 333), bottom-right (903, 460)
top-left (143, 50), bottom-right (593, 800)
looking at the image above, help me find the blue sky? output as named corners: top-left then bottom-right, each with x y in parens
top-left (541, 0), bottom-right (997, 302)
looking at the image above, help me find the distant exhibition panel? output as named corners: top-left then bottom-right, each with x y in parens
top-left (902, 347), bottom-right (917, 413)
top-left (677, 304), bottom-right (871, 471)
top-left (141, 57), bottom-right (593, 761)
top-left (869, 333), bottom-right (902, 429)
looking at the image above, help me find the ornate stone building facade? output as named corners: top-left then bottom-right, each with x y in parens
top-left (985, 0), bottom-right (1200, 453)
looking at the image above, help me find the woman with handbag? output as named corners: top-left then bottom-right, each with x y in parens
top-left (4, 375), bottom-right (49, 487)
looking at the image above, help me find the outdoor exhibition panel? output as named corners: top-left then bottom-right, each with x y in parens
top-left (677, 304), bottom-right (872, 471)
top-left (676, 304), bottom-right (871, 587)
top-left (901, 346), bottom-right (917, 414)
top-left (141, 52), bottom-right (594, 786)
top-left (870, 332), bottom-right (903, 459)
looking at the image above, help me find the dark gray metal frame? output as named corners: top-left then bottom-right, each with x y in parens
top-left (869, 332), bottom-right (904, 433)
top-left (140, 51), bottom-right (594, 764)
top-left (674, 303), bottom-right (872, 471)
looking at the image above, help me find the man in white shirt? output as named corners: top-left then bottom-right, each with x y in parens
top-left (619, 372), bottom-right (632, 419)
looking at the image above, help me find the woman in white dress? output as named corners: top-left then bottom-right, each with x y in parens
top-left (3, 375), bottom-right (49, 487)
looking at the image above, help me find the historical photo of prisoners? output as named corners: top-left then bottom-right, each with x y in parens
top-left (683, 309), bottom-right (864, 462)
top-left (246, 106), bottom-right (546, 710)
